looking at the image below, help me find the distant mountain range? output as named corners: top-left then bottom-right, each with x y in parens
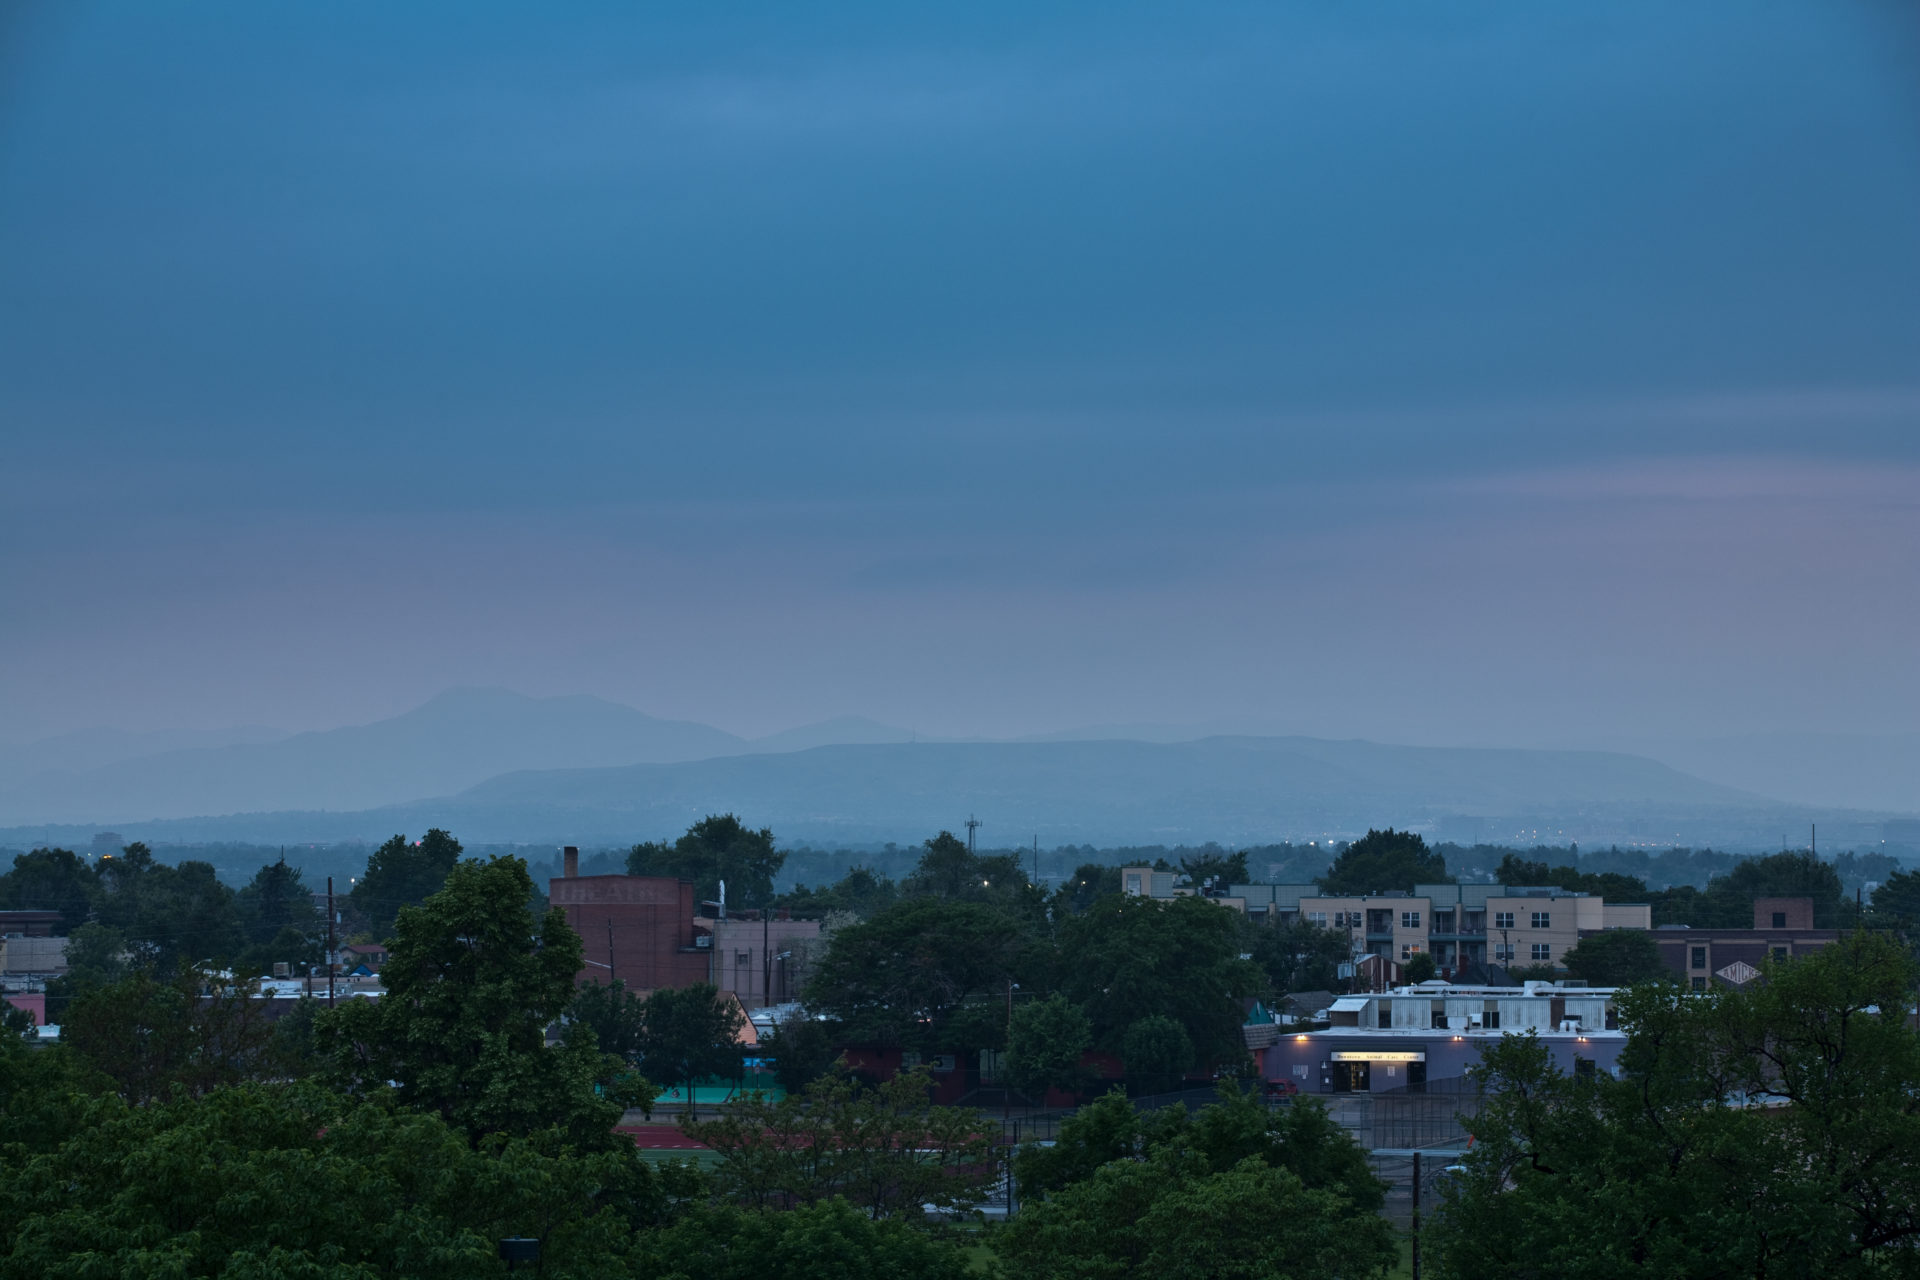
top-left (0, 689), bottom-right (911, 826)
top-left (1, 690), bottom-right (1912, 853)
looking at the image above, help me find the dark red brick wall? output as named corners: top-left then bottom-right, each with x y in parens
top-left (549, 875), bottom-right (711, 993)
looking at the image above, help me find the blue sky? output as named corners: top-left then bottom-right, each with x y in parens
top-left (2, 2), bottom-right (1918, 745)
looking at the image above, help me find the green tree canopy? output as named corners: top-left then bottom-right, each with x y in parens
top-left (681, 1067), bottom-right (996, 1220)
top-left (636, 982), bottom-right (744, 1116)
top-left (1056, 894), bottom-right (1260, 1070)
top-left (628, 814), bottom-right (785, 908)
top-left (1003, 1085), bottom-right (1393, 1280)
top-left (236, 856), bottom-right (321, 948)
top-left (1431, 932), bottom-right (1920, 1279)
top-left (350, 828), bottom-right (463, 939)
top-left (1053, 862), bottom-right (1122, 915)
top-left (1122, 1015), bottom-right (1194, 1095)
top-left (317, 854), bottom-right (642, 1147)
top-left (760, 1012), bottom-right (841, 1094)
top-left (1494, 852), bottom-right (1649, 901)
top-left (1317, 827), bottom-right (1450, 894)
top-left (777, 865), bottom-right (898, 920)
top-left (568, 977), bottom-right (648, 1063)
top-left (0, 1081), bottom-right (680, 1279)
top-left (1006, 993), bottom-right (1094, 1101)
top-left (1872, 867), bottom-right (1920, 935)
top-left (636, 1199), bottom-right (973, 1280)
top-left (87, 846), bottom-right (244, 975)
top-left (804, 897), bottom-right (1032, 1054)
top-left (62, 968), bottom-right (286, 1104)
top-left (1179, 848), bottom-right (1249, 891)
top-left (1560, 927), bottom-right (1669, 986)
top-left (0, 847), bottom-right (97, 934)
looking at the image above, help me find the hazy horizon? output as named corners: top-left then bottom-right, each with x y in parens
top-left (5, 4), bottom-right (1919, 757)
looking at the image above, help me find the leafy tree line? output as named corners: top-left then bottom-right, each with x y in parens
top-left (0, 851), bottom-right (987, 1278)
top-left (1431, 932), bottom-right (1920, 1279)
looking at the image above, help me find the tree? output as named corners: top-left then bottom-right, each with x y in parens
top-left (761, 1012), bottom-right (842, 1094)
top-left (1317, 828), bottom-right (1450, 894)
top-left (316, 855), bottom-right (645, 1146)
top-left (1054, 862), bottom-right (1123, 915)
top-left (629, 814), bottom-right (784, 908)
top-left (1872, 867), bottom-right (1920, 938)
top-left (1246, 916), bottom-right (1352, 996)
top-left (805, 897), bottom-right (1031, 1054)
top-left (1430, 932), bottom-right (1920, 1279)
top-left (1006, 994), bottom-right (1094, 1101)
top-left (0, 1081), bottom-right (681, 1279)
top-left (235, 856), bottom-right (324, 975)
top-left (1056, 894), bottom-right (1260, 1071)
top-left (350, 829), bottom-right (463, 939)
top-left (681, 1067), bottom-right (997, 1219)
top-left (568, 977), bottom-right (648, 1063)
top-left (778, 866), bottom-right (898, 920)
top-left (1560, 927), bottom-right (1668, 986)
top-left (636, 982), bottom-right (745, 1117)
top-left (1403, 951), bottom-right (1438, 984)
top-left (1494, 852), bottom-right (1648, 902)
top-left (1123, 1015), bottom-right (1194, 1095)
top-left (0, 847), bottom-right (97, 934)
top-left (88, 847), bottom-right (244, 974)
top-left (1001, 1086), bottom-right (1394, 1280)
top-left (637, 1199), bottom-right (973, 1280)
top-left (903, 831), bottom-right (976, 898)
top-left (63, 968), bottom-right (283, 1104)
top-left (1179, 848), bottom-right (1249, 891)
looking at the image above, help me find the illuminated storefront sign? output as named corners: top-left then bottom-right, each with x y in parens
top-left (1329, 1051), bottom-right (1426, 1063)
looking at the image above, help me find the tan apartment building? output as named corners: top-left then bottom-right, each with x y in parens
top-left (1146, 876), bottom-right (1650, 975)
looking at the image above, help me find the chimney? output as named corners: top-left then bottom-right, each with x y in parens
top-left (563, 846), bottom-right (579, 879)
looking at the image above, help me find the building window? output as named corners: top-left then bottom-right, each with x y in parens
top-left (1772, 911), bottom-right (1787, 928)
top-left (1574, 1057), bottom-right (1596, 1079)
top-left (1530, 911), bottom-right (1551, 929)
top-left (1494, 943), bottom-right (1515, 962)
top-left (1531, 943), bottom-right (1551, 961)
top-left (1307, 911), bottom-right (1327, 926)
top-left (1125, 874), bottom-right (1142, 895)
top-left (1772, 946), bottom-right (1788, 962)
top-left (1690, 946), bottom-right (1707, 970)
top-left (1483, 1010), bottom-right (1500, 1029)
top-left (1401, 943), bottom-right (1423, 960)
top-left (1401, 911), bottom-right (1421, 929)
top-left (1691, 976), bottom-right (1707, 991)
top-left (1494, 911), bottom-right (1515, 930)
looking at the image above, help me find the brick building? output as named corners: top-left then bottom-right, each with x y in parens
top-left (547, 848), bottom-right (711, 993)
top-left (545, 847), bottom-right (821, 1004)
top-left (1652, 897), bottom-right (1836, 989)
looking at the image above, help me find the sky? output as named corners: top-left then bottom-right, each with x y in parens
top-left (3, 1), bottom-right (1918, 748)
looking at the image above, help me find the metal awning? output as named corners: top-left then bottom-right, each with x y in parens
top-left (1329, 997), bottom-right (1371, 1012)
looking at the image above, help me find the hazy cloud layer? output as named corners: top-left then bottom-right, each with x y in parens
top-left (2, 2), bottom-right (1917, 746)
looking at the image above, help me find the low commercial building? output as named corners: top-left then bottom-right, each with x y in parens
top-left (1652, 897), bottom-right (1836, 990)
top-left (1259, 980), bottom-right (1627, 1094)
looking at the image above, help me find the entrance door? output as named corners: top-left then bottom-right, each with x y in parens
top-left (1341, 1061), bottom-right (1371, 1092)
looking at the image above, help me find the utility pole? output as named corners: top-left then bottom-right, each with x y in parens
top-left (1032, 835), bottom-right (1038, 887)
top-left (1005, 977), bottom-right (1016, 1217)
top-left (966, 816), bottom-right (981, 854)
top-left (607, 919), bottom-right (616, 984)
top-left (326, 876), bottom-right (336, 1007)
top-left (762, 904), bottom-right (772, 1009)
top-left (1411, 1151), bottom-right (1423, 1280)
